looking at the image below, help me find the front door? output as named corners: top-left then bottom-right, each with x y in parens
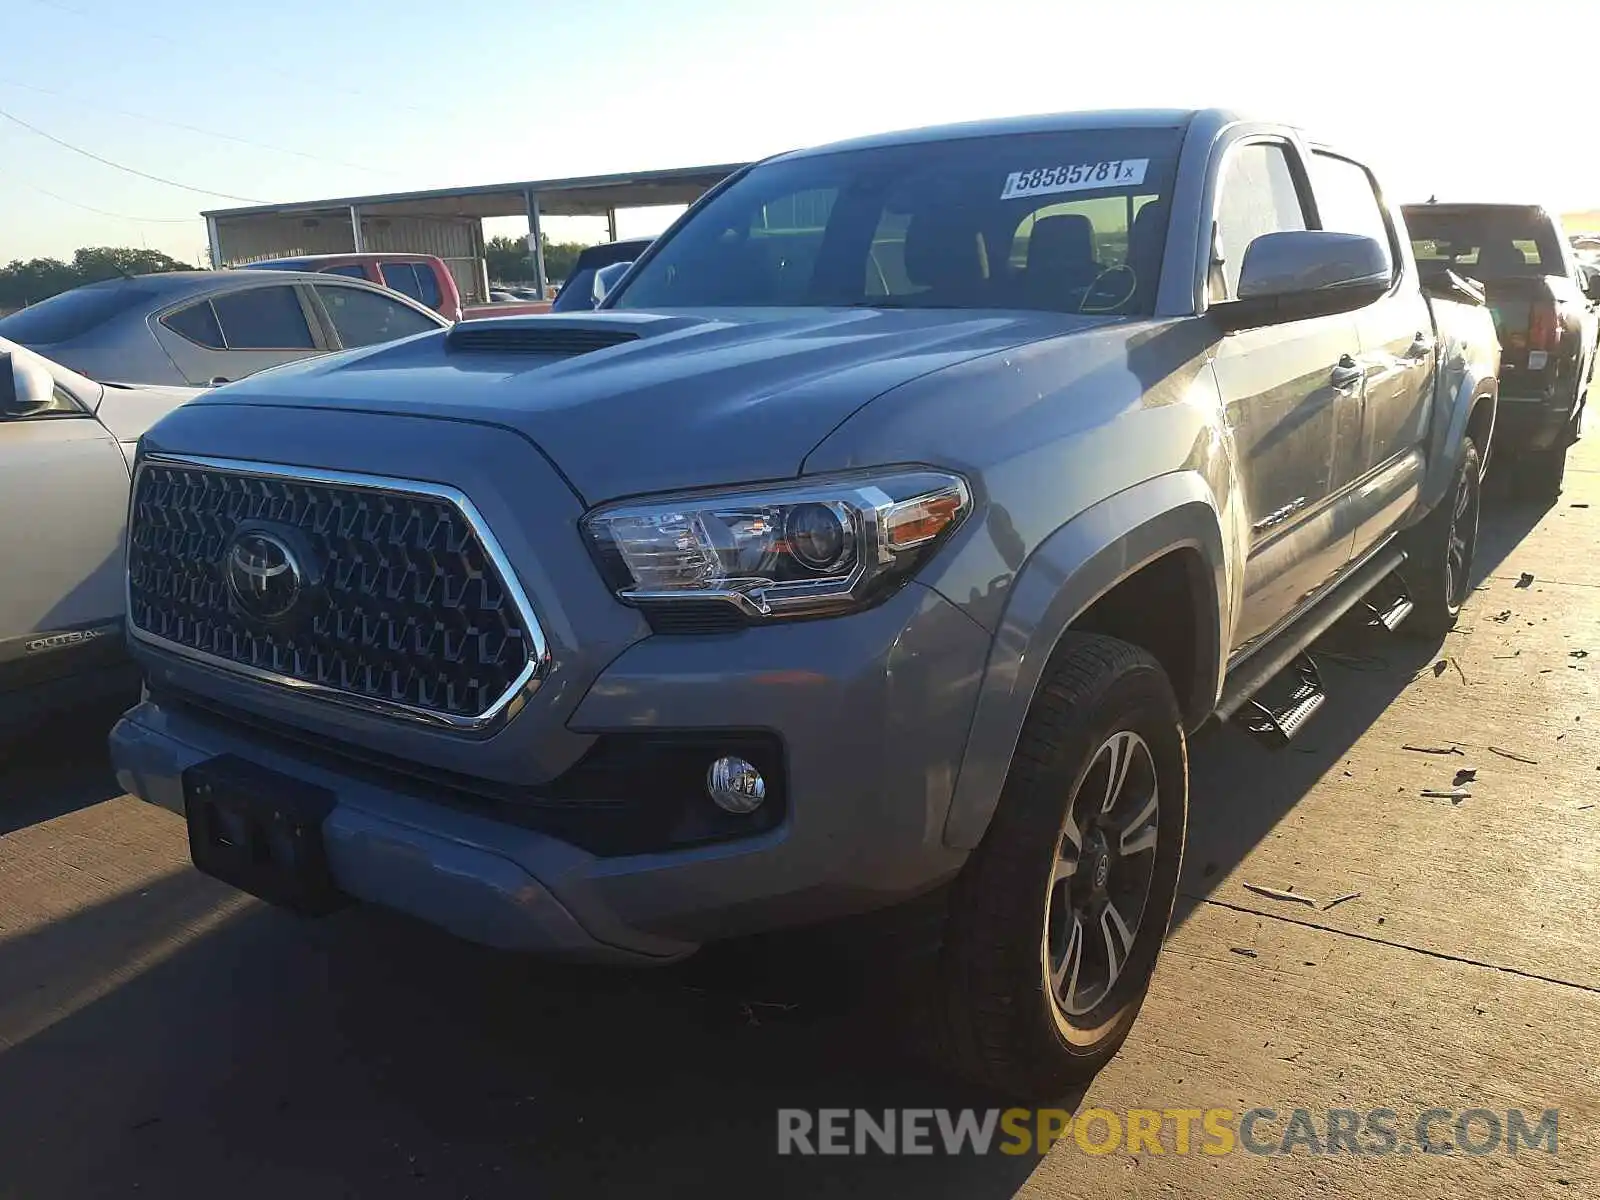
top-left (0, 374), bottom-right (131, 707)
top-left (1209, 139), bottom-right (1365, 652)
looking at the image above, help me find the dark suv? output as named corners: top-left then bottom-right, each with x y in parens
top-left (1405, 202), bottom-right (1600, 497)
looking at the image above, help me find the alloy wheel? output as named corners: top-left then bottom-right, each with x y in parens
top-left (1043, 730), bottom-right (1160, 1019)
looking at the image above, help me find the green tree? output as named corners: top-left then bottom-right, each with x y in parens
top-left (0, 246), bottom-right (189, 311)
top-left (484, 234), bottom-right (591, 286)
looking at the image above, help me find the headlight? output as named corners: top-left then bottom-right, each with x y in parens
top-left (583, 469), bottom-right (971, 622)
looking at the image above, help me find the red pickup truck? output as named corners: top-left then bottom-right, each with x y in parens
top-left (241, 254), bottom-right (468, 323)
top-left (243, 252), bottom-right (561, 321)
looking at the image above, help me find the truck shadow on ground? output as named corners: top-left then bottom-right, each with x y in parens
top-left (1173, 483), bottom-right (1557, 929)
top-left (0, 698), bottom-right (130, 836)
top-left (0, 488), bottom-right (1560, 1200)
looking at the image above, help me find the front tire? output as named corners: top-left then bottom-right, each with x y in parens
top-left (936, 634), bottom-right (1187, 1099)
top-left (1405, 437), bottom-right (1481, 638)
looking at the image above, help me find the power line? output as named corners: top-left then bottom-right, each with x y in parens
top-left (17, 181), bottom-right (198, 224)
top-left (24, 0), bottom-right (467, 122)
top-left (0, 105), bottom-right (269, 203)
top-left (0, 77), bottom-right (395, 177)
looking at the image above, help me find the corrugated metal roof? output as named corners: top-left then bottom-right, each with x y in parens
top-left (203, 163), bottom-right (749, 221)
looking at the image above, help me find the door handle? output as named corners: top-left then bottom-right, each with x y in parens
top-left (1331, 355), bottom-right (1364, 391)
top-left (1407, 333), bottom-right (1436, 359)
top-left (208, 376), bottom-right (230, 386)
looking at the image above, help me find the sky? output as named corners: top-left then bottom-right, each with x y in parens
top-left (5, 0), bottom-right (1597, 264)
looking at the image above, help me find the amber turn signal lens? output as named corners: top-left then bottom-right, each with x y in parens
top-left (884, 489), bottom-right (966, 550)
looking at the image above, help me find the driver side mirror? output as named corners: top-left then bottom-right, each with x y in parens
top-left (0, 351), bottom-right (57, 418)
top-left (592, 260), bottom-right (633, 306)
top-left (1211, 231), bottom-right (1391, 331)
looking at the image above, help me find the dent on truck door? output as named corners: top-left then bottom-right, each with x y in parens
top-left (1217, 315), bottom-right (1363, 648)
top-left (1311, 151), bottom-right (1430, 561)
top-left (1209, 139), bottom-right (1362, 652)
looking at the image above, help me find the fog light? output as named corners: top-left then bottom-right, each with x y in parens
top-left (707, 756), bottom-right (766, 814)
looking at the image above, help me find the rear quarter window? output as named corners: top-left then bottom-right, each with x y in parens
top-left (161, 300), bottom-right (225, 348)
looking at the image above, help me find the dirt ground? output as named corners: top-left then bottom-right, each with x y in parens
top-left (2, 436), bottom-right (1597, 1199)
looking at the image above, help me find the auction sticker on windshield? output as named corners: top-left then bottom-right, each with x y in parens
top-left (1001, 159), bottom-right (1149, 200)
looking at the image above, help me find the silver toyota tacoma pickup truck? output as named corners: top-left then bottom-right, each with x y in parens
top-left (110, 108), bottom-right (1498, 1097)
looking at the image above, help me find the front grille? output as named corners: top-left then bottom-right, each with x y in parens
top-left (127, 459), bottom-right (540, 726)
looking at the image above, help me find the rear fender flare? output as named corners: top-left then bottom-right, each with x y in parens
top-left (942, 472), bottom-right (1226, 850)
top-left (1421, 346), bottom-right (1497, 512)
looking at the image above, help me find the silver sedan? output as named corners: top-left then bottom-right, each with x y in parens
top-left (0, 269), bottom-right (449, 387)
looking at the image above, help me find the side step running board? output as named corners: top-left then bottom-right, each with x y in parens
top-left (1240, 653), bottom-right (1325, 747)
top-left (1362, 575), bottom-right (1415, 631)
top-left (1217, 545), bottom-right (1409, 735)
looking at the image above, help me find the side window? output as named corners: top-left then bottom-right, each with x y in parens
top-left (210, 286), bottom-right (316, 350)
top-left (0, 385), bottom-right (80, 420)
top-left (414, 266), bottom-right (443, 310)
top-left (161, 300), bottom-right (225, 349)
top-left (864, 211), bottom-right (913, 296)
top-left (319, 264), bottom-right (369, 279)
top-left (314, 285), bottom-right (438, 348)
top-left (1310, 152), bottom-right (1395, 279)
top-left (379, 262), bottom-right (423, 301)
top-left (1212, 142), bottom-right (1309, 301)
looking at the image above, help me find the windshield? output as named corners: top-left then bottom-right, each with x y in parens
top-left (611, 128), bottom-right (1182, 316)
top-left (0, 283), bottom-right (153, 344)
top-left (1405, 208), bottom-right (1566, 279)
top-left (551, 267), bottom-right (599, 312)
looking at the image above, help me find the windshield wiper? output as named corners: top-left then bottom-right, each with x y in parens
top-left (843, 299), bottom-right (925, 309)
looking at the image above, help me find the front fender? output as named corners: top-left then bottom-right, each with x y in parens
top-left (941, 472), bottom-right (1227, 850)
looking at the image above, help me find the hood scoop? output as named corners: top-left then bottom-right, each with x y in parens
top-left (445, 322), bottom-right (639, 356)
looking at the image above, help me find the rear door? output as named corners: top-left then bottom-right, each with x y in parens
top-left (1310, 150), bottom-right (1432, 560)
top-left (0, 370), bottom-right (129, 703)
top-left (1208, 138), bottom-right (1366, 652)
top-left (154, 282), bottom-right (327, 385)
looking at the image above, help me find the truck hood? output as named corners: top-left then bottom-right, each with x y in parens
top-left (195, 309), bottom-right (1099, 502)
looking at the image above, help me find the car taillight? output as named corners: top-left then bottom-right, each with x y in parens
top-left (1528, 301), bottom-right (1562, 353)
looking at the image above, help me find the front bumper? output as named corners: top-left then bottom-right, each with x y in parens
top-left (112, 581), bottom-right (986, 963)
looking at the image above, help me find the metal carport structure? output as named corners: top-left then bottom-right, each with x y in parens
top-left (201, 163), bottom-right (746, 303)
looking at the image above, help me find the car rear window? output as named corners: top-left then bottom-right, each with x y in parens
top-left (319, 264), bottom-right (369, 279)
top-left (1405, 208), bottom-right (1564, 278)
top-left (612, 128), bottom-right (1183, 316)
top-left (0, 284), bottom-right (154, 344)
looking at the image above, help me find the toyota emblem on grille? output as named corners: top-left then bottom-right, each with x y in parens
top-left (225, 530), bottom-right (303, 621)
